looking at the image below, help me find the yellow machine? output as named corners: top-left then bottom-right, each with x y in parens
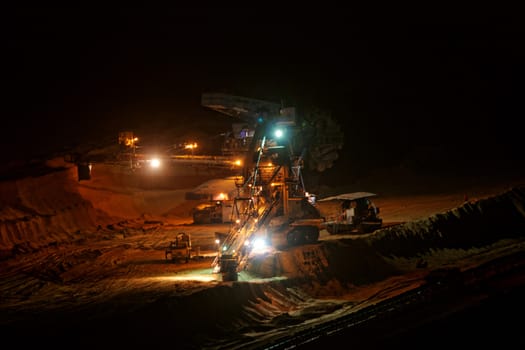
top-left (165, 232), bottom-right (192, 263)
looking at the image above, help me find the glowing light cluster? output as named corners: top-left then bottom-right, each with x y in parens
top-left (213, 193), bottom-right (228, 201)
top-left (248, 237), bottom-right (271, 255)
top-left (149, 158), bottom-right (161, 168)
top-left (184, 142), bottom-right (198, 150)
top-left (274, 128), bottom-right (284, 138)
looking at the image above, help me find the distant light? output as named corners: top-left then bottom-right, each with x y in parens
top-left (252, 238), bottom-right (266, 250)
top-left (274, 128), bottom-right (284, 138)
top-left (214, 193), bottom-right (227, 200)
top-left (234, 159), bottom-right (242, 166)
top-left (150, 158), bottom-right (161, 168)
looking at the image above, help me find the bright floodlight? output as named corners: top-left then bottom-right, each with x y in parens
top-left (252, 238), bottom-right (267, 251)
top-left (150, 158), bottom-right (161, 168)
top-left (274, 128), bottom-right (284, 138)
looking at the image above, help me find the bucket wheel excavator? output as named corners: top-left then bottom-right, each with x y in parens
top-left (201, 93), bottom-right (344, 281)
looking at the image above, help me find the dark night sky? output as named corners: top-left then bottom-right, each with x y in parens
top-left (3, 7), bottom-right (524, 179)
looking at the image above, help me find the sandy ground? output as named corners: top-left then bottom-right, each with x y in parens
top-left (1, 157), bottom-right (525, 348)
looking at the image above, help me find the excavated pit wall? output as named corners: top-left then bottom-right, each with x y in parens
top-left (0, 159), bottom-right (210, 256)
top-left (0, 164), bottom-right (112, 256)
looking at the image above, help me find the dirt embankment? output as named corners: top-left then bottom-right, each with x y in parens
top-left (0, 158), bottom-right (201, 256)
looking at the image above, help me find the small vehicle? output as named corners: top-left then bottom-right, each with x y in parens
top-left (165, 232), bottom-right (192, 263)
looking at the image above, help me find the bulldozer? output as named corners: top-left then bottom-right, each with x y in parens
top-left (165, 232), bottom-right (192, 263)
top-left (317, 192), bottom-right (383, 234)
